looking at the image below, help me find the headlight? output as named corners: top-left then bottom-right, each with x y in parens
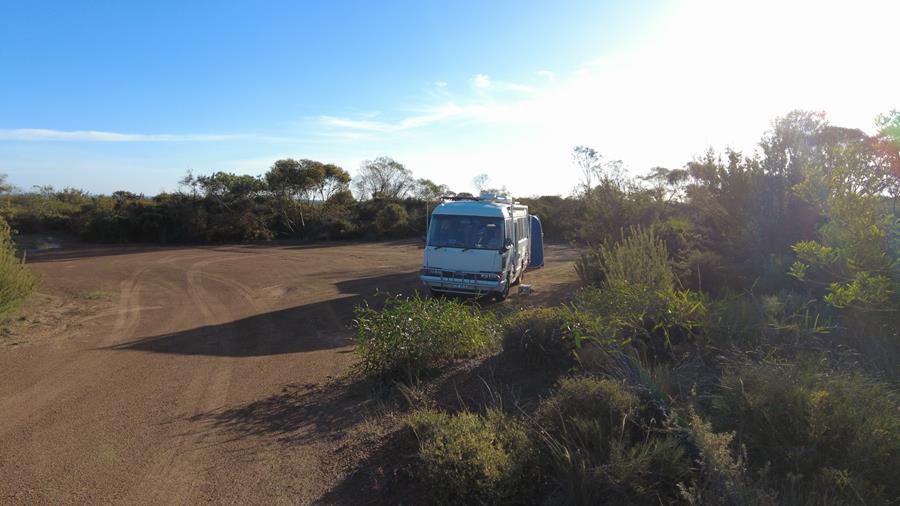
top-left (421, 267), bottom-right (441, 277)
top-left (477, 272), bottom-right (502, 281)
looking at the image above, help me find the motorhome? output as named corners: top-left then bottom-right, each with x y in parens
top-left (420, 193), bottom-right (544, 300)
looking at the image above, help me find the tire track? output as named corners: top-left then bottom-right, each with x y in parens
top-left (127, 257), bottom-right (245, 505)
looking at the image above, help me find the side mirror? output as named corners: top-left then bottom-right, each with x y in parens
top-left (500, 238), bottom-right (513, 252)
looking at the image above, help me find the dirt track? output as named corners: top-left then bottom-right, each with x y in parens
top-left (0, 240), bottom-right (576, 505)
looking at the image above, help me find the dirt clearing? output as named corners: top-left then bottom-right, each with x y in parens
top-left (0, 240), bottom-right (576, 505)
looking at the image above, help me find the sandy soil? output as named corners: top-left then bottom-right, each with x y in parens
top-left (0, 240), bottom-right (577, 505)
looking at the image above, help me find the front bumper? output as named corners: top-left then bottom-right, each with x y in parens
top-left (420, 271), bottom-right (505, 295)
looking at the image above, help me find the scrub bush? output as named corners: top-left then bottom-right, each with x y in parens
top-left (713, 361), bottom-right (900, 504)
top-left (374, 202), bottom-right (408, 236)
top-left (408, 408), bottom-right (537, 505)
top-left (0, 216), bottom-right (33, 321)
top-left (501, 306), bottom-right (596, 367)
top-left (574, 284), bottom-right (707, 361)
top-left (575, 225), bottom-right (674, 290)
top-left (536, 376), bottom-right (692, 504)
top-left (352, 295), bottom-right (499, 382)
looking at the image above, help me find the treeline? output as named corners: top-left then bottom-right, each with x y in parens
top-left (0, 157), bottom-right (452, 243)
top-left (524, 110), bottom-right (900, 300)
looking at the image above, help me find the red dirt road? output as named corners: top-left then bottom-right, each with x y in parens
top-left (0, 241), bottom-right (576, 505)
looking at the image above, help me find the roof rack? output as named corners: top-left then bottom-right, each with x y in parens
top-left (439, 192), bottom-right (514, 204)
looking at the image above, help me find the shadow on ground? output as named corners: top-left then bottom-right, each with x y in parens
top-left (105, 271), bottom-right (420, 357)
top-left (189, 380), bottom-right (375, 446)
top-left (316, 352), bottom-right (565, 504)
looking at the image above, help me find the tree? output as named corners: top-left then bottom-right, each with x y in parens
top-left (315, 163), bottom-right (351, 202)
top-left (573, 146), bottom-right (601, 192)
top-left (0, 174), bottom-right (11, 195)
top-left (265, 159), bottom-right (317, 233)
top-left (354, 157), bottom-right (413, 200)
top-left (790, 127), bottom-right (900, 310)
top-left (0, 174), bottom-right (12, 211)
top-left (414, 179), bottom-right (451, 201)
top-left (473, 174), bottom-right (490, 194)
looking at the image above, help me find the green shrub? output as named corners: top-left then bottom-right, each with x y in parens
top-left (0, 217), bottom-right (33, 321)
top-left (408, 408), bottom-right (536, 505)
top-left (502, 306), bottom-right (595, 367)
top-left (713, 360), bottom-right (900, 503)
top-left (575, 284), bottom-right (707, 361)
top-left (682, 409), bottom-right (778, 505)
top-left (576, 225), bottom-right (674, 290)
top-left (352, 295), bottom-right (499, 382)
top-left (537, 376), bottom-right (691, 504)
top-left (537, 376), bottom-right (640, 436)
top-left (374, 202), bottom-right (408, 236)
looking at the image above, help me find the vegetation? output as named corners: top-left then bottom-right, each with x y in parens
top-left (408, 409), bottom-right (536, 505)
top-left (713, 361), bottom-right (900, 504)
top-left (3, 109), bottom-right (898, 503)
top-left (352, 295), bottom-right (499, 382)
top-left (348, 110), bottom-right (899, 504)
top-left (575, 225), bottom-right (674, 290)
top-left (0, 214), bottom-right (33, 321)
top-left (536, 377), bottom-right (691, 504)
top-left (501, 306), bottom-right (593, 367)
top-left (1, 156), bottom-right (445, 243)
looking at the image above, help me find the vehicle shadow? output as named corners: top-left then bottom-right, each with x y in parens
top-left (104, 271), bottom-right (421, 357)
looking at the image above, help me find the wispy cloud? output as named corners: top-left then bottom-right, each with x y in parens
top-left (0, 128), bottom-right (238, 142)
top-left (472, 73), bottom-right (491, 89)
top-left (535, 70), bottom-right (556, 81)
top-left (320, 104), bottom-right (486, 133)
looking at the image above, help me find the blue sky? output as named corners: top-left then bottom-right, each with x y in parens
top-left (1, 0), bottom-right (897, 196)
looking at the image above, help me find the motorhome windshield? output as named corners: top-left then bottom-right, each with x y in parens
top-left (428, 215), bottom-right (504, 250)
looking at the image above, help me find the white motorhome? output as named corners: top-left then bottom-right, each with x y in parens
top-left (420, 193), bottom-right (543, 300)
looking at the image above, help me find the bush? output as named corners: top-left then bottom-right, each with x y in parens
top-left (408, 408), bottom-right (536, 505)
top-left (682, 409), bottom-right (778, 505)
top-left (713, 360), bottom-right (900, 503)
top-left (537, 376), bottom-right (640, 434)
top-left (0, 217), bottom-right (34, 321)
top-left (352, 295), bottom-right (499, 382)
top-left (574, 284), bottom-right (707, 362)
top-left (536, 377), bottom-right (691, 504)
top-left (576, 225), bottom-right (674, 290)
top-left (502, 306), bottom-right (595, 367)
top-left (374, 202), bottom-right (408, 236)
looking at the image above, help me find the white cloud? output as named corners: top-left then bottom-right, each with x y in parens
top-left (0, 128), bottom-right (237, 142)
top-left (434, 81), bottom-right (448, 88)
top-left (0, 128), bottom-right (317, 144)
top-left (472, 74), bottom-right (492, 89)
top-left (535, 70), bottom-right (555, 81)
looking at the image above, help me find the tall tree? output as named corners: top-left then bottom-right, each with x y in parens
top-left (572, 145), bottom-right (601, 192)
top-left (354, 157), bottom-right (413, 200)
top-left (472, 174), bottom-right (490, 194)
